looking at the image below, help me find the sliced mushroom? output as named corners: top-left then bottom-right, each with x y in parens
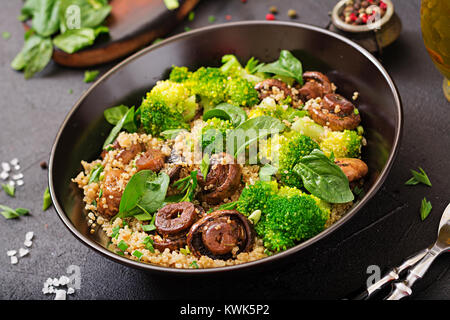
top-left (308, 93), bottom-right (361, 131)
top-left (100, 140), bottom-right (120, 159)
top-left (115, 143), bottom-right (143, 165)
top-left (197, 153), bottom-right (242, 205)
top-left (187, 210), bottom-right (255, 260)
top-left (136, 148), bottom-right (166, 172)
top-left (152, 202), bottom-right (203, 251)
top-left (155, 202), bottom-right (201, 236)
top-left (295, 71), bottom-right (333, 102)
top-left (96, 169), bottom-right (124, 217)
top-left (335, 158), bottom-right (368, 182)
top-left (153, 234), bottom-right (187, 252)
top-left (255, 78), bottom-right (292, 100)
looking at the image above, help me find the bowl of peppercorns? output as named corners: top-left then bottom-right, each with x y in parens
top-left (330, 0), bottom-right (401, 53)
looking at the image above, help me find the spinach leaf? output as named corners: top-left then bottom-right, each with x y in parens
top-left (160, 128), bottom-right (188, 139)
top-left (31, 0), bottom-right (61, 37)
top-left (11, 34), bottom-right (53, 79)
top-left (203, 103), bottom-right (248, 127)
top-left (200, 153), bottom-right (210, 179)
top-left (293, 149), bottom-right (354, 203)
top-left (102, 106), bottom-right (135, 149)
top-left (104, 105), bottom-right (129, 125)
top-left (233, 116), bottom-right (286, 157)
top-left (53, 26), bottom-right (108, 54)
top-left (88, 164), bottom-right (103, 184)
top-left (117, 170), bottom-right (170, 219)
top-left (59, 0), bottom-right (111, 32)
top-left (257, 50), bottom-right (304, 85)
top-left (259, 163), bottom-right (278, 182)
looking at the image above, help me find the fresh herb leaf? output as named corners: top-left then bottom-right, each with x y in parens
top-left (245, 57), bottom-right (263, 74)
top-left (172, 170), bottom-right (198, 203)
top-left (53, 26), bottom-right (108, 54)
top-left (143, 236), bottom-right (155, 252)
top-left (259, 163), bottom-right (277, 182)
top-left (160, 128), bottom-right (188, 140)
top-left (11, 34), bottom-right (53, 79)
top-left (188, 11), bottom-right (195, 21)
top-left (208, 15), bottom-right (216, 23)
top-left (15, 208), bottom-right (30, 216)
top-left (256, 50), bottom-right (304, 85)
top-left (202, 103), bottom-right (248, 127)
top-left (163, 0), bottom-right (179, 10)
top-left (0, 205), bottom-right (19, 219)
top-left (42, 186), bottom-right (52, 210)
top-left (59, 0), bottom-right (111, 32)
top-left (116, 170), bottom-right (170, 220)
top-left (233, 116), bottom-right (286, 157)
top-left (200, 153), bottom-right (210, 180)
top-left (84, 70), bottom-right (99, 83)
top-left (111, 225), bottom-right (120, 239)
top-left (405, 167), bottom-right (432, 187)
top-left (103, 105), bottom-right (129, 125)
top-left (190, 260), bottom-right (199, 269)
top-left (117, 240), bottom-right (128, 252)
top-left (102, 106), bottom-right (135, 149)
top-left (2, 31), bottom-right (11, 40)
top-left (132, 250), bottom-right (143, 260)
top-left (420, 198), bottom-right (432, 221)
top-left (248, 209), bottom-right (261, 225)
top-left (2, 184), bottom-right (15, 197)
top-left (30, 0), bottom-right (61, 37)
top-left (180, 246), bottom-right (191, 255)
top-left (88, 164), bottom-right (103, 184)
top-left (293, 149), bottom-right (354, 203)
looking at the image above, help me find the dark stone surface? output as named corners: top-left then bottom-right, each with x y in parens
top-left (0, 0), bottom-right (448, 300)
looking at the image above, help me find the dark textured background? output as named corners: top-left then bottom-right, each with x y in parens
top-left (0, 0), bottom-right (448, 300)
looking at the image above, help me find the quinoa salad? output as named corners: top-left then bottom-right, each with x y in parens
top-left (73, 50), bottom-right (368, 269)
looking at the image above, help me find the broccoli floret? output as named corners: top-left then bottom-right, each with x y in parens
top-left (237, 181), bottom-right (329, 252)
top-left (220, 54), bottom-right (266, 84)
top-left (278, 131), bottom-right (320, 189)
top-left (248, 97), bottom-right (297, 121)
top-left (140, 80), bottom-right (198, 135)
top-left (319, 130), bottom-right (362, 158)
top-left (225, 76), bottom-right (259, 107)
top-left (188, 67), bottom-right (228, 111)
top-left (291, 116), bottom-right (326, 142)
top-left (200, 117), bottom-right (233, 152)
top-left (169, 66), bottom-right (192, 83)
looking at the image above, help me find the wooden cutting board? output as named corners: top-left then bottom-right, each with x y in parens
top-left (23, 0), bottom-right (199, 68)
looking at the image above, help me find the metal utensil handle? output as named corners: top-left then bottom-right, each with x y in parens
top-left (359, 248), bottom-right (429, 299)
top-left (385, 246), bottom-right (442, 300)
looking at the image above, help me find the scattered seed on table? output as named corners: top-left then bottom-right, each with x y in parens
top-left (0, 171), bottom-right (8, 180)
top-left (269, 6), bottom-right (278, 14)
top-left (7, 250), bottom-right (17, 256)
top-left (11, 256), bottom-right (18, 264)
top-left (25, 231), bottom-right (34, 241)
top-left (16, 180), bottom-right (24, 186)
top-left (288, 9), bottom-right (297, 18)
top-left (10, 158), bottom-right (19, 166)
top-left (24, 239), bottom-right (32, 247)
top-left (19, 248), bottom-right (29, 257)
top-left (12, 173), bottom-right (23, 180)
top-left (1, 162), bottom-right (10, 172)
top-left (40, 161), bottom-right (48, 169)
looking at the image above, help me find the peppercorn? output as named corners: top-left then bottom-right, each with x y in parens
top-left (287, 9), bottom-right (297, 18)
top-left (40, 161), bottom-right (48, 169)
top-left (269, 6), bottom-right (278, 14)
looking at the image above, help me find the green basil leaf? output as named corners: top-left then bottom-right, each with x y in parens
top-left (233, 116), bottom-right (286, 157)
top-left (59, 0), bottom-right (111, 32)
top-left (293, 149), bottom-right (354, 203)
top-left (102, 106), bottom-right (135, 149)
top-left (259, 163), bottom-right (278, 182)
top-left (53, 28), bottom-right (95, 54)
top-left (117, 171), bottom-right (169, 219)
top-left (30, 0), bottom-right (61, 37)
top-left (104, 105), bottom-right (129, 125)
top-left (11, 34), bottom-right (53, 79)
top-left (203, 103), bottom-right (247, 127)
top-left (256, 50), bottom-right (303, 85)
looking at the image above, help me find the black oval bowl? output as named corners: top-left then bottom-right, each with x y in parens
top-left (49, 21), bottom-right (403, 275)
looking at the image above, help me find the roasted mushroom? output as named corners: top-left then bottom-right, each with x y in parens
top-left (335, 158), bottom-right (368, 182)
top-left (152, 202), bottom-right (203, 251)
top-left (136, 148), bottom-right (166, 172)
top-left (197, 153), bottom-right (242, 205)
top-left (115, 143), bottom-right (143, 165)
top-left (308, 93), bottom-right (361, 131)
top-left (255, 78), bottom-right (292, 101)
top-left (295, 71), bottom-right (333, 102)
top-left (187, 210), bottom-right (255, 260)
top-left (96, 169), bottom-right (124, 217)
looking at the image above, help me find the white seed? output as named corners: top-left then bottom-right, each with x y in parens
top-left (52, 278), bottom-right (60, 287)
top-left (12, 173), bottom-right (23, 180)
top-left (67, 287), bottom-right (75, 295)
top-left (24, 240), bottom-right (33, 247)
top-left (10, 256), bottom-right (18, 264)
top-left (54, 289), bottom-right (67, 300)
top-left (42, 287), bottom-right (49, 294)
top-left (10, 158), bottom-right (19, 166)
top-left (7, 250), bottom-right (17, 256)
top-left (45, 278), bottom-right (53, 286)
top-left (25, 231), bottom-right (34, 241)
top-left (19, 248), bottom-right (29, 257)
top-left (16, 180), bottom-right (24, 186)
top-left (48, 286), bottom-right (55, 293)
top-left (1, 162), bottom-right (10, 172)
top-left (0, 171), bottom-right (8, 180)
top-left (8, 180), bottom-right (15, 186)
top-left (14, 165), bottom-right (20, 171)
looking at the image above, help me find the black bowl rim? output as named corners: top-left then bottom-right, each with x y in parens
top-left (48, 20), bottom-right (403, 275)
